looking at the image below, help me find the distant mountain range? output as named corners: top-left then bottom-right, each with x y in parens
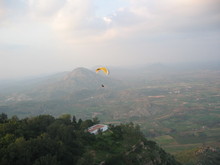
top-left (1, 62), bottom-right (219, 101)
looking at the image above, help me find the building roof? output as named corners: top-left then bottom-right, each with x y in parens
top-left (88, 124), bottom-right (108, 134)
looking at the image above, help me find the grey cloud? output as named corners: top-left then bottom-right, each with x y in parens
top-left (108, 8), bottom-right (144, 27)
top-left (27, 0), bottom-right (68, 17)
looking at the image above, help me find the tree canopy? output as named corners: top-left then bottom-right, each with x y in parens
top-left (0, 113), bottom-right (181, 165)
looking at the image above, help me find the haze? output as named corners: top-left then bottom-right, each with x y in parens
top-left (0, 0), bottom-right (220, 79)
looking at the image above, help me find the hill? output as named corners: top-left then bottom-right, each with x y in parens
top-left (0, 67), bottom-right (122, 102)
top-left (0, 114), bottom-right (181, 165)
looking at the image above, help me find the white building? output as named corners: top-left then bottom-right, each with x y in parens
top-left (88, 124), bottom-right (108, 134)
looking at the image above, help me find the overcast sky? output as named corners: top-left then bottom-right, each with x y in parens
top-left (0, 0), bottom-right (220, 79)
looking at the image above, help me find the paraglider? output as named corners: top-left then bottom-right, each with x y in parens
top-left (96, 67), bottom-right (109, 87)
top-left (95, 67), bottom-right (109, 75)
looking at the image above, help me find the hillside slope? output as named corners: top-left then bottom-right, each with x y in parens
top-left (0, 114), bottom-right (181, 165)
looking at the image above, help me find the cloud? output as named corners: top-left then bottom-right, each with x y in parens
top-left (0, 0), bottom-right (28, 27)
top-left (46, 0), bottom-right (219, 43)
top-left (1, 0), bottom-right (219, 43)
top-left (0, 1), bottom-right (6, 25)
top-left (51, 0), bottom-right (109, 43)
top-left (126, 0), bottom-right (220, 32)
top-left (27, 0), bottom-right (67, 18)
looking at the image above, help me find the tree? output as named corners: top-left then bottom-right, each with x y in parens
top-left (92, 117), bottom-right (100, 124)
top-left (0, 113), bottom-right (8, 123)
top-left (33, 154), bottom-right (60, 165)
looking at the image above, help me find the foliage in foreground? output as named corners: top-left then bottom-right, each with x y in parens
top-left (0, 113), bottom-right (180, 165)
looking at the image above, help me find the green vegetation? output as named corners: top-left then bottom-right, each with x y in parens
top-left (0, 113), bottom-right (180, 165)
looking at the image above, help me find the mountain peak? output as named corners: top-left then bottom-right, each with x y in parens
top-left (64, 67), bottom-right (96, 81)
top-left (72, 67), bottom-right (93, 73)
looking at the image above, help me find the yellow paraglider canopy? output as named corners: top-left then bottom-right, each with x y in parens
top-left (96, 67), bottom-right (109, 75)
